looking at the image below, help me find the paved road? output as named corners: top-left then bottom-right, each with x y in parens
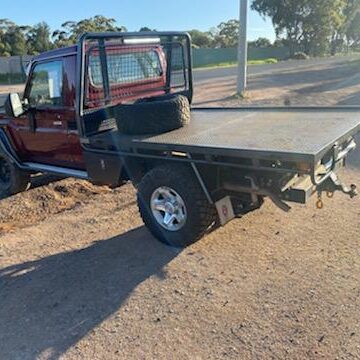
top-left (193, 55), bottom-right (360, 84)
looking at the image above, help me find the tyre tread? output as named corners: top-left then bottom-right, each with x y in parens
top-left (137, 164), bottom-right (216, 247)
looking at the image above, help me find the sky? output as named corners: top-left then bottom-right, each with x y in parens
top-left (1, 0), bottom-right (276, 41)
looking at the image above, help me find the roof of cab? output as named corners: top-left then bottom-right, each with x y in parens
top-left (34, 45), bottom-right (78, 61)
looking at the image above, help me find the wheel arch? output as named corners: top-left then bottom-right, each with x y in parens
top-left (0, 128), bottom-right (22, 167)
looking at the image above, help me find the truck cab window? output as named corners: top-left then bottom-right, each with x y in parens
top-left (28, 61), bottom-right (63, 107)
top-left (89, 50), bottom-right (162, 87)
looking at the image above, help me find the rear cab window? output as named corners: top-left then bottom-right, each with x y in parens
top-left (86, 46), bottom-right (165, 108)
top-left (89, 51), bottom-right (162, 86)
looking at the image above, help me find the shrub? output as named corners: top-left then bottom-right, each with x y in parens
top-left (264, 58), bottom-right (278, 64)
top-left (291, 52), bottom-right (309, 60)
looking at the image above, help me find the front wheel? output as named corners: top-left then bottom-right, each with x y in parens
top-left (0, 153), bottom-right (30, 199)
top-left (137, 165), bottom-right (217, 247)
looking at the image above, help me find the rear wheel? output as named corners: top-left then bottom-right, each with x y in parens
top-left (0, 153), bottom-right (30, 199)
top-left (137, 165), bottom-right (217, 247)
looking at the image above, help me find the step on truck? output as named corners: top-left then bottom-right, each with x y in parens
top-left (0, 32), bottom-right (359, 247)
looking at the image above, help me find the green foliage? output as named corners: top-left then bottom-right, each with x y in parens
top-left (0, 16), bottom-right (129, 55)
top-left (188, 30), bottom-right (212, 48)
top-left (28, 22), bottom-right (53, 54)
top-left (343, 0), bottom-right (360, 49)
top-left (0, 15), bottom-right (273, 58)
top-left (249, 37), bottom-right (272, 47)
top-left (211, 19), bottom-right (240, 48)
top-left (248, 58), bottom-right (278, 64)
top-left (251, 0), bottom-right (352, 56)
top-left (52, 15), bottom-right (127, 47)
top-left (0, 19), bottom-right (29, 56)
top-left (273, 38), bottom-right (288, 47)
top-left (194, 58), bottom-right (278, 69)
top-left (139, 27), bottom-right (157, 32)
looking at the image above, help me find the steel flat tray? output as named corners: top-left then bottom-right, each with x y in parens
top-left (130, 107), bottom-right (360, 163)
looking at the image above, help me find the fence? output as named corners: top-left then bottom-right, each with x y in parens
top-left (0, 55), bottom-right (32, 84)
top-left (0, 47), bottom-right (291, 85)
top-left (192, 47), bottom-right (290, 68)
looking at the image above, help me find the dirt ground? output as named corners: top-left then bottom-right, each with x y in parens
top-left (0, 58), bottom-right (360, 360)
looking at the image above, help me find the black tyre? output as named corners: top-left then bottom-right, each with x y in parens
top-left (0, 152), bottom-right (30, 199)
top-left (135, 93), bottom-right (181, 103)
top-left (137, 164), bottom-right (217, 247)
top-left (114, 95), bottom-right (190, 135)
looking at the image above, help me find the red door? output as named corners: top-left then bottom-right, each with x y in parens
top-left (12, 107), bottom-right (72, 166)
top-left (8, 58), bottom-right (83, 168)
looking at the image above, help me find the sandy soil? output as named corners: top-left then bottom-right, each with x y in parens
top-left (0, 59), bottom-right (360, 360)
top-left (0, 84), bottom-right (24, 95)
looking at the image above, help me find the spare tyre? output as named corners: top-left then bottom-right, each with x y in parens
top-left (114, 95), bottom-right (190, 135)
top-left (135, 93), bottom-right (181, 103)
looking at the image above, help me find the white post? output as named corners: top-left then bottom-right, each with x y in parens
top-left (237, 0), bottom-right (248, 95)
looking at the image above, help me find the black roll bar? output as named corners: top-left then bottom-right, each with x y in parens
top-left (75, 31), bottom-right (193, 140)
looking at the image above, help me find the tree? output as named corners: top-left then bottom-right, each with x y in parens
top-left (251, 0), bottom-right (347, 56)
top-left (251, 0), bottom-right (307, 55)
top-left (7, 28), bottom-right (28, 55)
top-left (210, 19), bottom-right (240, 48)
top-left (273, 38), bottom-right (288, 47)
top-left (0, 19), bottom-right (12, 56)
top-left (53, 15), bottom-right (127, 47)
top-left (139, 27), bottom-right (156, 32)
top-left (188, 30), bottom-right (212, 48)
top-left (216, 19), bottom-right (239, 48)
top-left (27, 22), bottom-right (53, 54)
top-left (0, 19), bottom-right (30, 56)
top-left (248, 37), bottom-right (272, 47)
top-left (343, 0), bottom-right (360, 50)
top-left (302, 0), bottom-right (346, 56)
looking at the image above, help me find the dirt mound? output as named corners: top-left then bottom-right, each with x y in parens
top-left (0, 178), bottom-right (113, 232)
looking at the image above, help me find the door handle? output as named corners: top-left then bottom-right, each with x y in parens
top-left (53, 115), bottom-right (62, 126)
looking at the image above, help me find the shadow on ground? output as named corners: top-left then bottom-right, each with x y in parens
top-left (250, 61), bottom-right (360, 91)
top-left (0, 227), bottom-right (180, 360)
top-left (30, 174), bottom-right (65, 190)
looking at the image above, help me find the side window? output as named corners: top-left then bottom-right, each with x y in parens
top-left (28, 61), bottom-right (63, 107)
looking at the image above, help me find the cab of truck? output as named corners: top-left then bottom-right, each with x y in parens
top-left (0, 42), bottom-right (167, 170)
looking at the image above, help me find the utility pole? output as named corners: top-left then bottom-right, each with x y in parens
top-left (237, 0), bottom-right (248, 95)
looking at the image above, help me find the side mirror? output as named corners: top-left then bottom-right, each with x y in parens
top-left (5, 93), bottom-right (25, 118)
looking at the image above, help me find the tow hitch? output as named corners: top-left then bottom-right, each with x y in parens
top-left (316, 172), bottom-right (357, 209)
top-left (324, 172), bottom-right (357, 198)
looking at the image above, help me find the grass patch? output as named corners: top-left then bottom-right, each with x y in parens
top-left (195, 61), bottom-right (237, 69)
top-left (195, 58), bottom-right (278, 69)
top-left (248, 58), bottom-right (278, 65)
